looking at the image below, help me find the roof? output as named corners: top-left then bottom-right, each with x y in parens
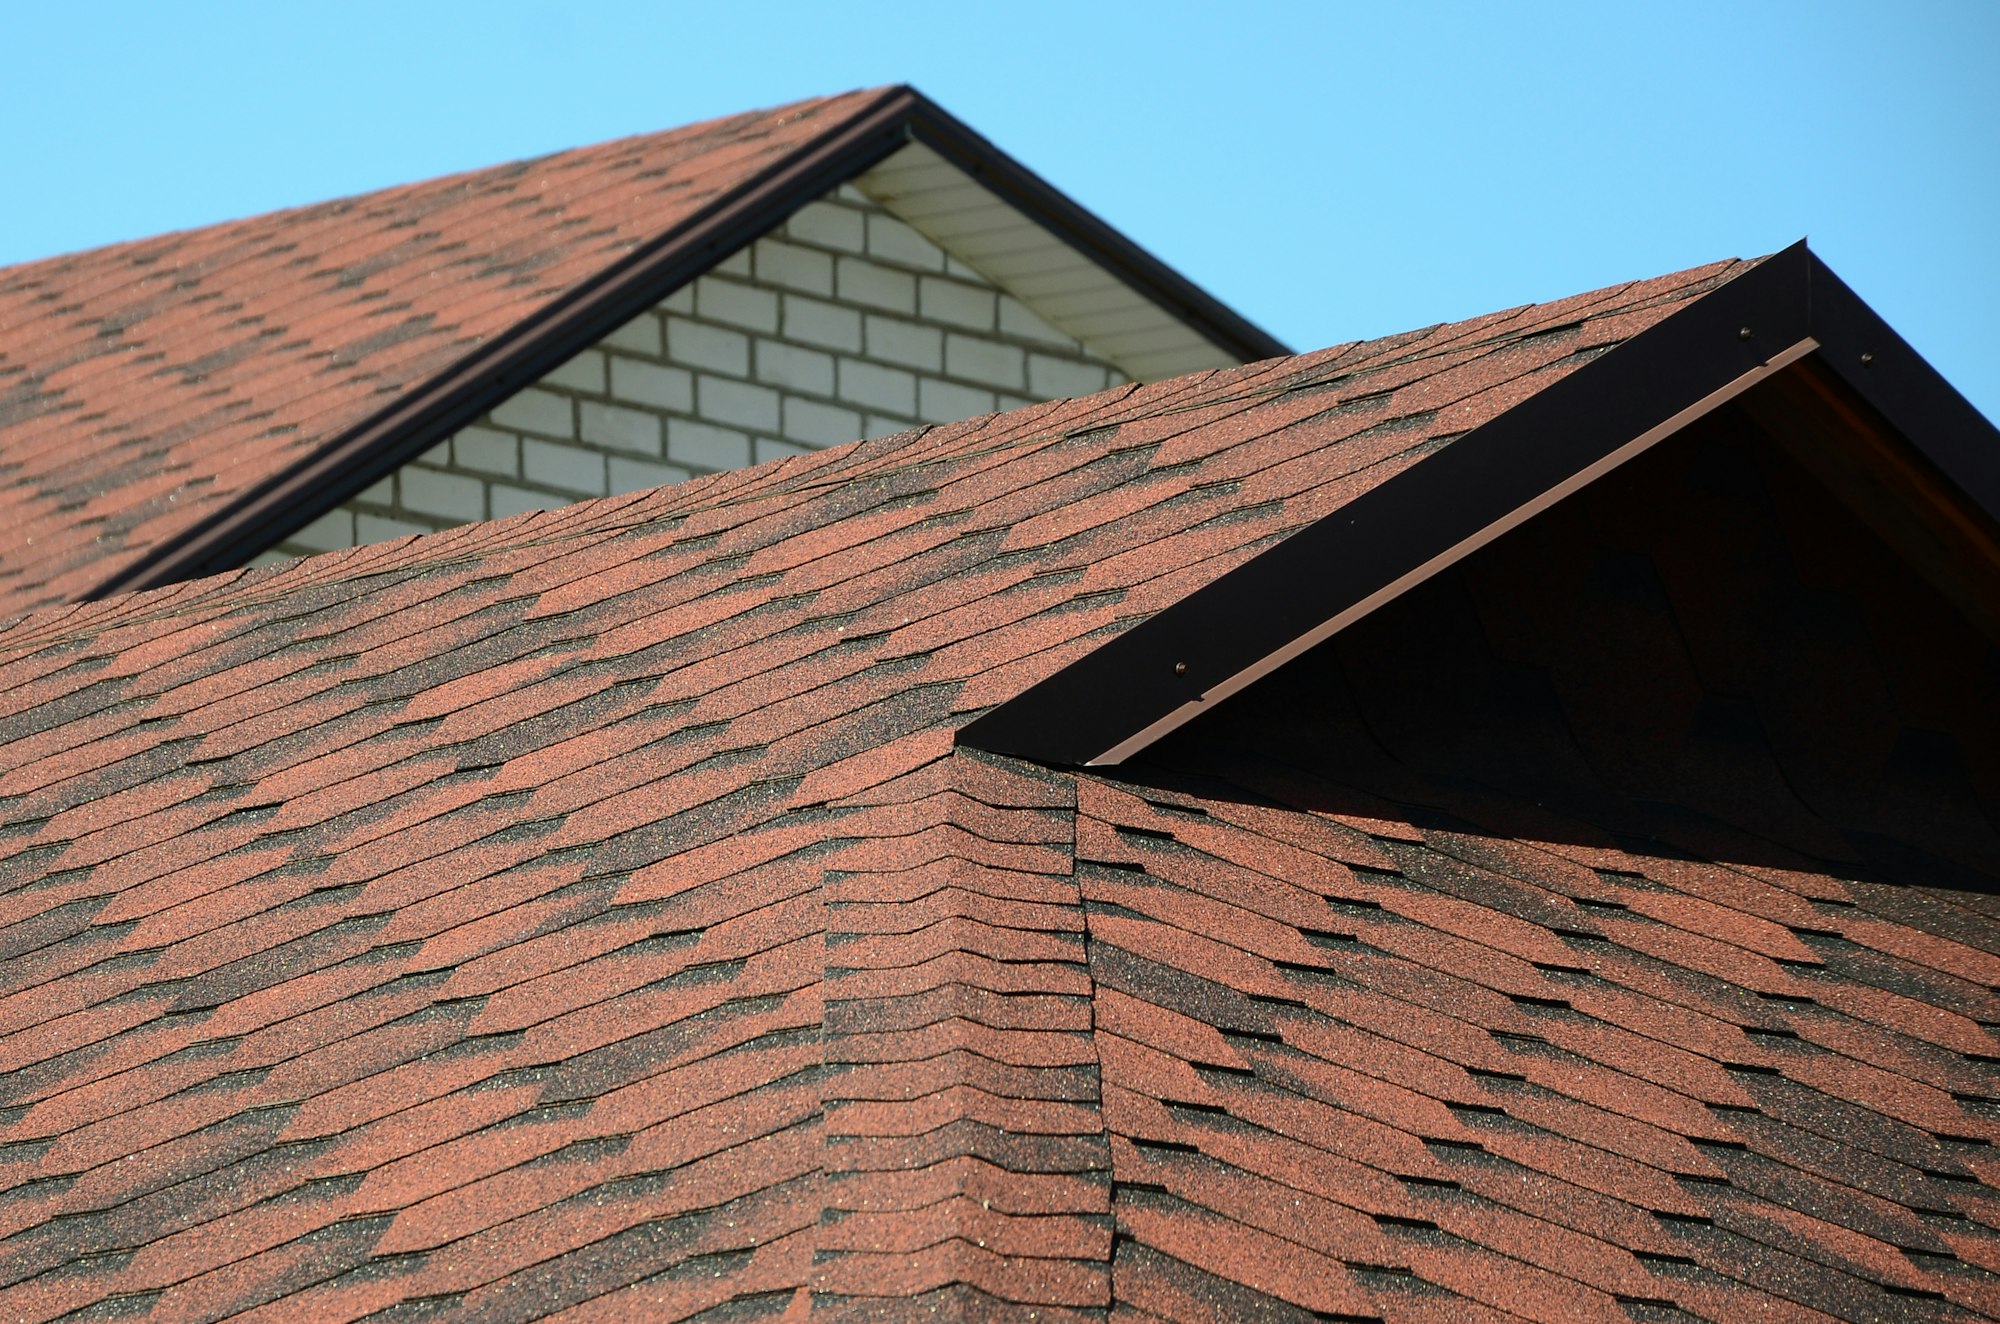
top-left (0, 86), bottom-right (1286, 622)
top-left (2, 251), bottom-right (1997, 1322)
top-left (964, 242), bottom-right (2000, 767)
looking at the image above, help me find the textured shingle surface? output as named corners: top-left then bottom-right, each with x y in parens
top-left (1077, 768), bottom-right (2000, 1323)
top-left (1090, 396), bottom-right (2000, 1322)
top-left (0, 88), bottom-right (886, 620)
top-left (7, 257), bottom-right (1993, 1322)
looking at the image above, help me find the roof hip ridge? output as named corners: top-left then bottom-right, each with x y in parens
top-left (813, 748), bottom-right (1114, 1313)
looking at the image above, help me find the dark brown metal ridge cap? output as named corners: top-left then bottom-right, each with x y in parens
top-left (956, 242), bottom-right (2000, 768)
top-left (87, 84), bottom-right (1290, 600)
top-left (897, 90), bottom-right (1291, 367)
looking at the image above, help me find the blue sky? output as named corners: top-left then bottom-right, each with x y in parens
top-left (7, 2), bottom-right (1996, 419)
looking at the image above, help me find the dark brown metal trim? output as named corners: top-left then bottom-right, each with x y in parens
top-left (1801, 250), bottom-right (2000, 520)
top-left (956, 243), bottom-right (2000, 768)
top-left (87, 85), bottom-right (1288, 598)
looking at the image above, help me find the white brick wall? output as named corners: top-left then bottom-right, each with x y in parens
top-left (275, 188), bottom-right (1129, 558)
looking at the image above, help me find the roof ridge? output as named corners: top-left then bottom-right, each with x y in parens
top-left (961, 249), bottom-right (1880, 766)
top-left (0, 88), bottom-right (910, 615)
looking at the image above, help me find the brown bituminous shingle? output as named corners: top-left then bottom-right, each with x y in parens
top-left (817, 754), bottom-right (1111, 1314)
top-left (10, 258), bottom-right (1988, 1321)
top-left (0, 89), bottom-right (886, 621)
top-left (1078, 767), bottom-right (1999, 1321)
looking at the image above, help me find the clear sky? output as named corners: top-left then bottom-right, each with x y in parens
top-left (6, 2), bottom-right (1996, 420)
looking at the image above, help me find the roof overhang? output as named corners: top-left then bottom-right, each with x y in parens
top-left (86, 86), bottom-right (1286, 601)
top-left (855, 140), bottom-right (1245, 382)
top-left (957, 242), bottom-right (2000, 767)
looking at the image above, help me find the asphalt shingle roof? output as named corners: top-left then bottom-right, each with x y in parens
top-left (5, 255), bottom-right (1997, 1322)
top-left (0, 89), bottom-right (882, 620)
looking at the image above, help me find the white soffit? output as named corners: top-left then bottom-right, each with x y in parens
top-left (853, 142), bottom-right (1241, 383)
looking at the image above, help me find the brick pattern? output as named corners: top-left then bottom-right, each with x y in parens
top-left (272, 187), bottom-right (1128, 560)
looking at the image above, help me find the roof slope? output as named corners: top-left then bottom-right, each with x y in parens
top-left (6, 258), bottom-right (1996, 1321)
top-left (1078, 759), bottom-right (2000, 1323)
top-left (0, 89), bottom-right (887, 619)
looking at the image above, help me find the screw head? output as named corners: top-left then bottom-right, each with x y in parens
top-left (1738, 327), bottom-right (1753, 341)
top-left (1860, 351), bottom-right (1875, 366)
top-left (1173, 661), bottom-right (1188, 676)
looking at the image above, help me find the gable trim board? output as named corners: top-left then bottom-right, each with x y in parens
top-left (959, 242), bottom-right (2000, 767)
top-left (83, 86), bottom-right (1288, 603)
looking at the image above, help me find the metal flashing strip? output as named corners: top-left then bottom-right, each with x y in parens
top-left (87, 86), bottom-right (1285, 600)
top-left (958, 241), bottom-right (2000, 769)
top-left (1090, 336), bottom-right (1818, 765)
top-left (1800, 251), bottom-right (2000, 522)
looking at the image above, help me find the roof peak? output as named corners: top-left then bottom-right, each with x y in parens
top-left (960, 242), bottom-right (2000, 766)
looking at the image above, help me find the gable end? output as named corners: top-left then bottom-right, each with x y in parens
top-left (959, 243), bottom-right (2000, 767)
